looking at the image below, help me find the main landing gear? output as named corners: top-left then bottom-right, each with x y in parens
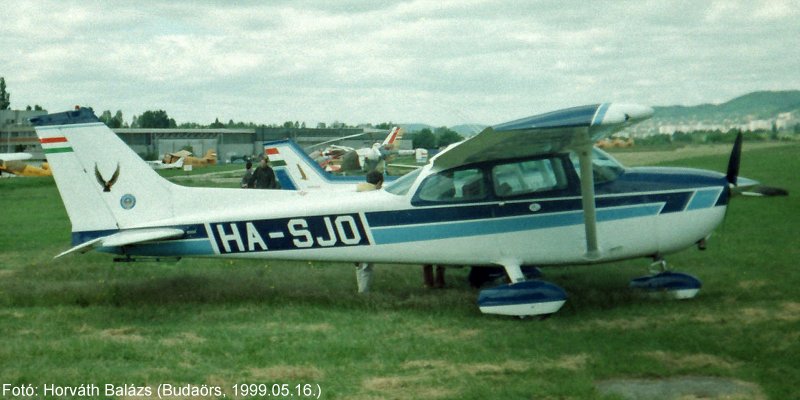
top-left (477, 264), bottom-right (567, 318)
top-left (629, 257), bottom-right (702, 299)
top-left (477, 258), bottom-right (702, 318)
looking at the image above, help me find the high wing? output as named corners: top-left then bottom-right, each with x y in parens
top-left (431, 103), bottom-right (653, 171)
top-left (431, 103), bottom-right (653, 260)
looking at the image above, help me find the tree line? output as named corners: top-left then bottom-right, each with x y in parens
top-left (2, 76), bottom-right (464, 148)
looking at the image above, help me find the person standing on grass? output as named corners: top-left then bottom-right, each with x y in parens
top-left (354, 170), bottom-right (384, 293)
top-left (240, 161), bottom-right (254, 188)
top-left (248, 157), bottom-right (280, 189)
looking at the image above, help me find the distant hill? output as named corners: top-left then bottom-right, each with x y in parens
top-left (451, 124), bottom-right (486, 137)
top-left (398, 123), bottom-right (432, 133)
top-left (653, 90), bottom-right (800, 121)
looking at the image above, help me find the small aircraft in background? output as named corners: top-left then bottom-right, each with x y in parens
top-left (263, 139), bottom-right (425, 192)
top-left (263, 139), bottom-right (377, 191)
top-left (32, 103), bottom-right (748, 318)
top-left (147, 156), bottom-right (184, 170)
top-left (0, 153), bottom-right (53, 177)
top-left (309, 127), bottom-right (414, 173)
top-left (0, 152), bottom-right (33, 162)
top-left (158, 149), bottom-right (217, 169)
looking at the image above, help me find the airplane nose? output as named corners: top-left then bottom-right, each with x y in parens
top-left (601, 103), bottom-right (654, 125)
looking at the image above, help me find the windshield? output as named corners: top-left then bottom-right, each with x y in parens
top-left (570, 147), bottom-right (625, 184)
top-left (384, 168), bottom-right (422, 196)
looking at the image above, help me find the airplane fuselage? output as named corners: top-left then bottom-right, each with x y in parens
top-left (89, 161), bottom-right (728, 268)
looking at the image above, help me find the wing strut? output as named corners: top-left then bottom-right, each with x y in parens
top-left (577, 145), bottom-right (600, 259)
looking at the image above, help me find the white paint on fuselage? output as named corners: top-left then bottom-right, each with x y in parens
top-left (119, 181), bottom-right (727, 268)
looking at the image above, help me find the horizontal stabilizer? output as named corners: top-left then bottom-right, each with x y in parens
top-left (55, 237), bottom-right (104, 258)
top-left (101, 228), bottom-right (185, 247)
top-left (55, 228), bottom-right (185, 258)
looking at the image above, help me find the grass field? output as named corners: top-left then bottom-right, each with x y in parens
top-left (0, 143), bottom-right (797, 399)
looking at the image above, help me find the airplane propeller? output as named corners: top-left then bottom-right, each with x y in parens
top-left (725, 131), bottom-right (743, 186)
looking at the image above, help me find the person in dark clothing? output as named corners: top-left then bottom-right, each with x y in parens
top-left (247, 158), bottom-right (280, 189)
top-left (240, 161), bottom-right (254, 188)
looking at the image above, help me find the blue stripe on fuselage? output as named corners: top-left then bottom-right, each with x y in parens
top-left (366, 191), bottom-right (693, 228)
top-left (686, 188), bottom-right (723, 210)
top-left (369, 203), bottom-right (664, 245)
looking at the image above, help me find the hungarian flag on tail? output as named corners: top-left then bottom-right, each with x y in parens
top-left (265, 147), bottom-right (287, 167)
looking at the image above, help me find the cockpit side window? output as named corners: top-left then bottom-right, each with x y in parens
top-left (416, 167), bottom-right (486, 203)
top-left (492, 158), bottom-right (568, 198)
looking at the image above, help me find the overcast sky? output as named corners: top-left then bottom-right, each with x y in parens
top-left (2, 1), bottom-right (798, 127)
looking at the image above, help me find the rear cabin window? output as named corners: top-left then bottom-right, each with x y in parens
top-left (492, 158), bottom-right (568, 197)
top-left (417, 168), bottom-right (486, 202)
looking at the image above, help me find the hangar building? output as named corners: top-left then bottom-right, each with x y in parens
top-left (1, 109), bottom-right (410, 163)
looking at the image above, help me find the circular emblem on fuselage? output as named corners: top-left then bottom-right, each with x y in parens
top-left (120, 194), bottom-right (137, 210)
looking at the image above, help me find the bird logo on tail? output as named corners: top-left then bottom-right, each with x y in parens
top-left (95, 163), bottom-right (120, 192)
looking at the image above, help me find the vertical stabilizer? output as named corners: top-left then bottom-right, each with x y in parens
top-left (31, 108), bottom-right (176, 240)
top-left (381, 127), bottom-right (402, 146)
top-left (263, 139), bottom-right (363, 191)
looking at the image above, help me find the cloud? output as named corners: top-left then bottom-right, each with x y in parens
top-left (1, 0), bottom-right (798, 126)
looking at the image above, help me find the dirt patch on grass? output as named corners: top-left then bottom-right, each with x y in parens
top-left (401, 354), bottom-right (588, 376)
top-left (248, 365), bottom-right (324, 381)
top-left (460, 360), bottom-right (531, 375)
top-left (364, 355), bottom-right (586, 398)
top-left (362, 375), bottom-right (455, 399)
top-left (403, 324), bottom-right (483, 342)
top-left (778, 301), bottom-right (800, 321)
top-left (98, 327), bottom-right (145, 343)
top-left (550, 353), bottom-right (590, 370)
top-left (572, 316), bottom-right (652, 331)
top-left (262, 322), bottom-right (334, 333)
top-left (595, 376), bottom-right (765, 399)
top-left (160, 332), bottom-right (206, 346)
top-left (0, 310), bottom-right (25, 318)
top-left (737, 280), bottom-right (768, 290)
top-left (692, 302), bottom-right (800, 325)
top-left (643, 351), bottom-right (741, 371)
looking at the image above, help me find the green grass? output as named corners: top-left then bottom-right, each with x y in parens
top-left (0, 143), bottom-right (797, 399)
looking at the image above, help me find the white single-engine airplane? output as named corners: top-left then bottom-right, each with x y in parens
top-left (32, 103), bottom-right (743, 317)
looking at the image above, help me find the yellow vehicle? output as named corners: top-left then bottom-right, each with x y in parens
top-left (0, 160), bottom-right (52, 177)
